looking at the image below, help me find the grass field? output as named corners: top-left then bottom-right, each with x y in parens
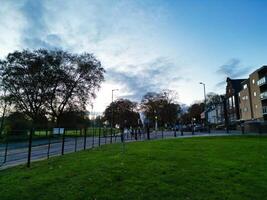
top-left (0, 136), bottom-right (267, 200)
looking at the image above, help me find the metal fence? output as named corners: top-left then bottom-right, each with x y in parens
top-left (0, 127), bottom-right (259, 169)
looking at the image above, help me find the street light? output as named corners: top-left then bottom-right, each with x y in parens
top-left (199, 82), bottom-right (208, 132)
top-left (111, 89), bottom-right (119, 143)
top-left (199, 82), bottom-right (207, 104)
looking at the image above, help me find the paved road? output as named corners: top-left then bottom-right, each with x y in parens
top-left (0, 130), bottom-right (242, 170)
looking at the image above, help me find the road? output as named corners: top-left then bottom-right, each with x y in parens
top-left (0, 130), bottom-right (242, 170)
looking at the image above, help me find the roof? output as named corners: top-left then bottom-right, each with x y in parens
top-left (226, 77), bottom-right (246, 93)
top-left (241, 78), bottom-right (249, 85)
top-left (255, 65), bottom-right (267, 74)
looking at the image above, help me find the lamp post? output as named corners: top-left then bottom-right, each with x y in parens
top-left (111, 89), bottom-right (119, 142)
top-left (199, 82), bottom-right (208, 132)
top-left (154, 110), bottom-right (158, 131)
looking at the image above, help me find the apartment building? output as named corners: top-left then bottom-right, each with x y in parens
top-left (239, 66), bottom-right (266, 122)
top-left (239, 79), bottom-right (252, 120)
top-left (256, 66), bottom-right (267, 120)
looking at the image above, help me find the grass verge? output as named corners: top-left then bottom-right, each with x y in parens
top-left (0, 136), bottom-right (267, 200)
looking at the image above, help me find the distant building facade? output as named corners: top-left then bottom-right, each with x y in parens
top-left (225, 77), bottom-right (246, 124)
top-left (207, 96), bottom-right (225, 125)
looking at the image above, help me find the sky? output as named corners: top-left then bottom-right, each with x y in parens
top-left (0, 0), bottom-right (267, 113)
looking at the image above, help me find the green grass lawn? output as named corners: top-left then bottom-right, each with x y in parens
top-left (1, 136), bottom-right (267, 200)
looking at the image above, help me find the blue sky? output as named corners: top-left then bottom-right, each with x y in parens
top-left (0, 0), bottom-right (267, 112)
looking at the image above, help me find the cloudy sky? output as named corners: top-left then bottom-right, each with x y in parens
top-left (1, 0), bottom-right (267, 112)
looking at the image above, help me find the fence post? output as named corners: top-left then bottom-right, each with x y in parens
top-left (83, 128), bottom-right (87, 150)
top-left (147, 126), bottom-right (150, 140)
top-left (259, 125), bottom-right (262, 134)
top-left (4, 133), bottom-right (9, 163)
top-left (134, 129), bottom-right (137, 140)
top-left (174, 128), bottom-right (177, 137)
top-left (110, 128), bottom-right (113, 144)
top-left (104, 128), bottom-right (107, 144)
top-left (75, 130), bottom-right (78, 152)
top-left (27, 128), bottom-right (33, 168)
top-left (241, 124), bottom-right (245, 134)
top-left (98, 127), bottom-right (101, 146)
top-left (92, 127), bottom-right (95, 148)
top-left (61, 129), bottom-right (65, 155)
top-left (47, 130), bottom-right (51, 159)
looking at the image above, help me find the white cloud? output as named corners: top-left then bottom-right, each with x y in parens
top-left (0, 1), bottom-right (26, 58)
top-left (0, 0), bottom-right (191, 113)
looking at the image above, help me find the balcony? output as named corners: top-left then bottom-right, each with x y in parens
top-left (260, 91), bottom-right (267, 100)
top-left (263, 106), bottom-right (267, 115)
top-left (257, 76), bottom-right (267, 86)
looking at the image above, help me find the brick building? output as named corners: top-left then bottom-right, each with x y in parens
top-left (225, 77), bottom-right (246, 124)
top-left (239, 66), bottom-right (267, 122)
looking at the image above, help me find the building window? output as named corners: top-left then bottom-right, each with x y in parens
top-left (232, 95), bottom-right (235, 107)
top-left (238, 92), bottom-right (240, 97)
top-left (255, 104), bottom-right (258, 109)
top-left (243, 84), bottom-right (247, 89)
top-left (243, 107), bottom-right (248, 112)
top-left (254, 92), bottom-right (256, 96)
top-left (228, 97), bottom-right (232, 108)
top-left (252, 79), bottom-right (255, 84)
top-left (242, 96), bottom-right (248, 100)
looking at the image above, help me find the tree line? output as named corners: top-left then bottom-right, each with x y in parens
top-left (102, 91), bottom-right (223, 130)
top-left (102, 89), bottom-right (181, 130)
top-left (0, 49), bottom-right (222, 135)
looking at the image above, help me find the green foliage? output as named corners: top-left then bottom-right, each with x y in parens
top-left (0, 136), bottom-right (267, 200)
top-left (181, 102), bottom-right (204, 124)
top-left (4, 112), bottom-right (31, 135)
top-left (59, 111), bottom-right (90, 128)
top-left (0, 49), bottom-right (105, 126)
top-left (104, 98), bottom-right (140, 128)
top-left (141, 90), bottom-right (181, 127)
